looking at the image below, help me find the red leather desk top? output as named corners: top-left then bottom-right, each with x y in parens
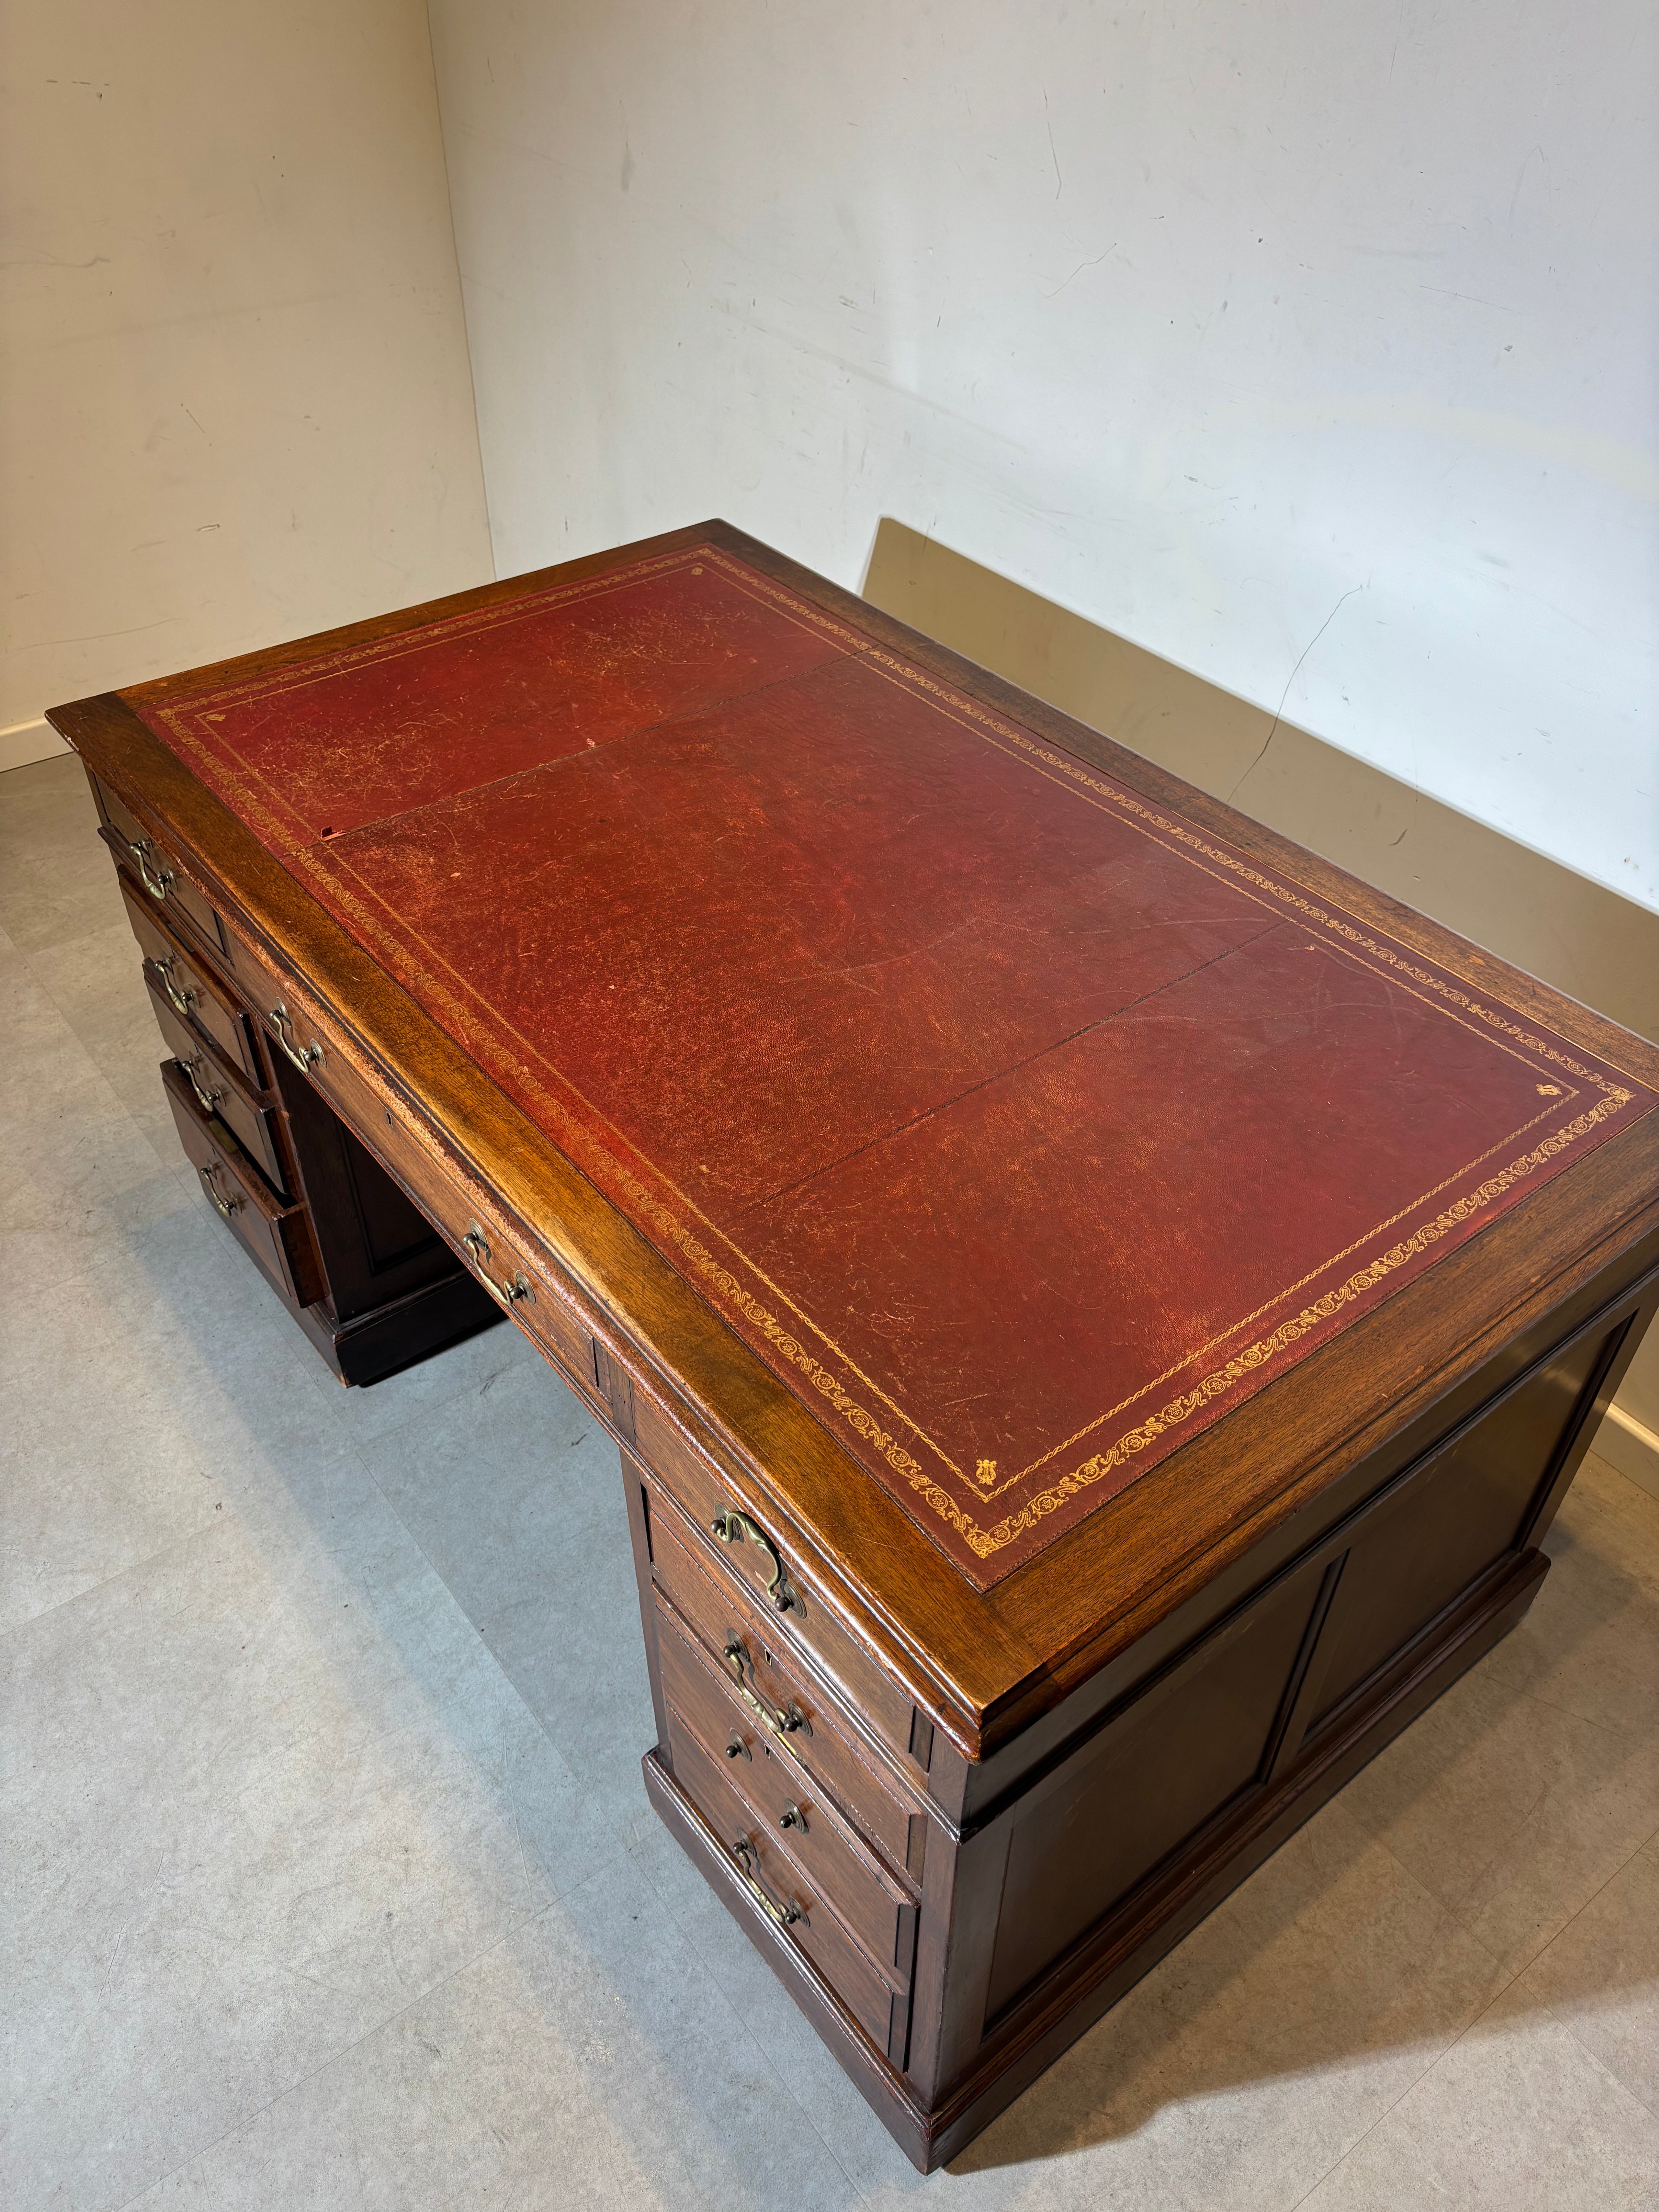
top-left (130, 539), bottom-right (1655, 1586)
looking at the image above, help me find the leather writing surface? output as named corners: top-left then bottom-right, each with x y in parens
top-left (132, 541), bottom-right (1657, 1585)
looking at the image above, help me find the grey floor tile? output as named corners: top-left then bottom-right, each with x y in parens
top-left (355, 1340), bottom-right (615, 1628)
top-left (476, 1487), bottom-right (660, 1811)
top-left (1331, 1621), bottom-right (1659, 1981)
top-left (0, 752), bottom-right (127, 955)
top-left (0, 1467), bottom-right (605, 2212)
top-left (0, 937), bottom-right (194, 1302)
top-left (26, 915), bottom-right (179, 1135)
top-left (1296, 1970), bottom-right (1659, 2212)
top-left (0, 1197), bottom-right (353, 1630)
top-left (1517, 1833), bottom-right (1659, 2120)
top-left (289, 1294), bottom-right (539, 1439)
top-left (124, 1860), bottom-right (866, 2212)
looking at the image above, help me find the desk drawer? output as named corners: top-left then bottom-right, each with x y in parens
top-left (162, 1060), bottom-right (320, 1305)
top-left (119, 875), bottom-right (261, 1083)
top-left (145, 975), bottom-right (288, 1194)
top-left (658, 1592), bottom-right (917, 1977)
top-left (633, 1391), bottom-right (922, 1769)
top-left (223, 925), bottom-right (602, 1402)
top-left (667, 1705), bottom-right (912, 2064)
top-left (94, 776), bottom-right (228, 957)
top-left (649, 1496), bottom-right (916, 1872)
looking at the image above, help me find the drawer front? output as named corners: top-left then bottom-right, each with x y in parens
top-left (657, 1593), bottom-right (917, 1976)
top-left (95, 777), bottom-right (228, 957)
top-left (119, 875), bottom-right (261, 1082)
top-left (632, 1389), bottom-right (922, 1769)
top-left (224, 924), bottom-right (603, 1402)
top-left (145, 976), bottom-right (289, 1195)
top-left (649, 1498), bottom-right (915, 1871)
top-left (667, 1707), bottom-right (910, 2063)
top-left (162, 1060), bottom-right (319, 1305)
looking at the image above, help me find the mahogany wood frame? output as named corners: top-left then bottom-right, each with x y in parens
top-left (49, 521), bottom-right (1659, 2170)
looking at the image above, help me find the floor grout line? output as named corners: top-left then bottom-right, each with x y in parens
top-left (98, 1909), bottom-right (552, 2212)
top-left (1281, 1932), bottom-right (1538, 2212)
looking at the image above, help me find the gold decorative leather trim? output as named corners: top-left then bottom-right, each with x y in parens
top-left (132, 540), bottom-right (1650, 1576)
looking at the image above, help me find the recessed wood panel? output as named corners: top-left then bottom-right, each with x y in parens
top-left (984, 1558), bottom-right (1323, 2022)
top-left (1309, 1320), bottom-right (1619, 1727)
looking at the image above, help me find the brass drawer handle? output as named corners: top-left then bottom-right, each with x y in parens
top-left (269, 1001), bottom-right (324, 1075)
top-left (183, 1054), bottom-right (222, 1116)
top-left (710, 1507), bottom-right (797, 1613)
top-left (778, 1802), bottom-right (807, 1834)
top-left (128, 836), bottom-right (174, 902)
top-left (731, 1837), bottom-right (800, 1927)
top-left (723, 1641), bottom-right (808, 1740)
top-left (201, 1162), bottom-right (241, 1221)
top-left (724, 1734), bottom-right (750, 1761)
top-left (463, 1226), bottom-right (533, 1313)
top-left (152, 955), bottom-right (196, 1019)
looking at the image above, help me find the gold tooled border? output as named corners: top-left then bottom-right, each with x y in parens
top-left (139, 543), bottom-right (1650, 1573)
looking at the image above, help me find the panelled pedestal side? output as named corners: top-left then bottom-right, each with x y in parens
top-left (88, 764), bottom-right (501, 1386)
top-left (631, 1267), bottom-right (1655, 2169)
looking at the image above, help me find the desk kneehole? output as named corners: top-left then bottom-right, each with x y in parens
top-left (225, 924), bottom-right (607, 1407)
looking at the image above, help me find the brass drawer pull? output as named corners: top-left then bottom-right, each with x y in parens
top-left (127, 835), bottom-right (174, 902)
top-left (463, 1226), bottom-right (533, 1313)
top-left (183, 1054), bottom-right (222, 1116)
top-left (724, 1734), bottom-right (750, 1761)
top-left (152, 955), bottom-right (196, 1019)
top-left (710, 1507), bottom-right (797, 1613)
top-left (723, 1641), bottom-right (808, 1740)
top-left (731, 1838), bottom-right (800, 1927)
top-left (778, 1802), bottom-right (807, 1834)
top-left (269, 1001), bottom-right (324, 1075)
top-left (201, 1162), bottom-right (241, 1221)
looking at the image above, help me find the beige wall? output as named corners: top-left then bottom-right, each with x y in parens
top-left (1, 0), bottom-right (491, 769)
top-left (428, 0), bottom-right (1658, 915)
top-left (864, 521), bottom-right (1659, 1479)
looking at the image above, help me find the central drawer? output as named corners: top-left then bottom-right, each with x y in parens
top-left (223, 922), bottom-right (606, 1410)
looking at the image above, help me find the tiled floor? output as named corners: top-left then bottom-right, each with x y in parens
top-left (3, 749), bottom-right (1657, 2211)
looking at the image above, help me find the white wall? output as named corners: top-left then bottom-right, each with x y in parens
top-left (1, 0), bottom-right (491, 763)
top-left (428, 0), bottom-right (1658, 913)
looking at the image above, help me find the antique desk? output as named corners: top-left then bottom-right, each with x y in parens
top-left (50, 524), bottom-right (1659, 2169)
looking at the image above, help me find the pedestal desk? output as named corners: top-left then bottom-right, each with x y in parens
top-left (49, 524), bottom-right (1659, 2169)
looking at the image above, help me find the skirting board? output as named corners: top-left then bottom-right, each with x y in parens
top-left (1594, 1405), bottom-right (1659, 1503)
top-left (1, 718), bottom-right (70, 774)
